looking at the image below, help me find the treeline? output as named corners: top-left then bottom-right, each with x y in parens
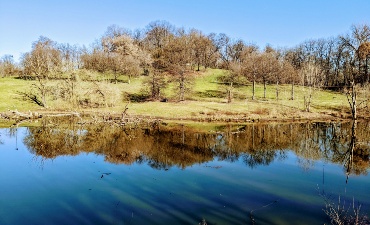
top-left (1, 21), bottom-right (370, 102)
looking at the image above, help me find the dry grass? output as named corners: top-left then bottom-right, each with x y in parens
top-left (320, 192), bottom-right (370, 225)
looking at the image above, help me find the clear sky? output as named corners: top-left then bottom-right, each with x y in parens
top-left (1, 0), bottom-right (370, 62)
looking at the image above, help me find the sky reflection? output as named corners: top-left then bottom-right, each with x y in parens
top-left (0, 122), bottom-right (369, 225)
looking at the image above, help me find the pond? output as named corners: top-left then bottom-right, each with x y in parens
top-left (0, 118), bottom-right (369, 225)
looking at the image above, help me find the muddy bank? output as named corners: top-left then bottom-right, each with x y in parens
top-left (1, 108), bottom-right (361, 128)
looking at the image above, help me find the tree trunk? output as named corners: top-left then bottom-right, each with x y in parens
top-left (37, 77), bottom-right (47, 108)
top-left (181, 125), bottom-right (185, 145)
top-left (359, 58), bottom-right (362, 83)
top-left (276, 80), bottom-right (279, 100)
top-left (179, 73), bottom-right (185, 101)
top-left (42, 91), bottom-right (47, 108)
top-left (263, 80), bottom-right (266, 99)
top-left (366, 56), bottom-right (369, 83)
top-left (252, 124), bottom-right (255, 149)
top-left (227, 82), bottom-right (233, 103)
top-left (346, 81), bottom-right (357, 120)
top-left (346, 120), bottom-right (357, 183)
top-left (304, 88), bottom-right (312, 112)
top-left (252, 78), bottom-right (255, 100)
top-left (151, 74), bottom-right (156, 99)
top-left (304, 96), bottom-right (310, 112)
top-left (291, 81), bottom-right (294, 100)
top-left (351, 85), bottom-right (357, 120)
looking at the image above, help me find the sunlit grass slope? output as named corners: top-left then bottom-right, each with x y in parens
top-left (0, 69), bottom-right (358, 120)
top-left (0, 77), bottom-right (40, 111)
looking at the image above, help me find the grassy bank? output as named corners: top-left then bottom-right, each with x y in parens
top-left (0, 69), bottom-right (367, 122)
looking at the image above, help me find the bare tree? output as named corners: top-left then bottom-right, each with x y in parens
top-left (80, 43), bottom-right (110, 74)
top-left (144, 69), bottom-right (167, 100)
top-left (214, 33), bottom-right (231, 68)
top-left (340, 24), bottom-right (370, 85)
top-left (241, 52), bottom-right (259, 100)
top-left (102, 34), bottom-right (150, 83)
top-left (58, 43), bottom-right (81, 73)
top-left (286, 61), bottom-right (299, 100)
top-left (223, 62), bottom-right (244, 103)
top-left (104, 24), bottom-right (132, 38)
top-left (161, 30), bottom-right (194, 101)
top-left (346, 81), bottom-right (358, 120)
top-left (300, 62), bottom-right (323, 112)
top-left (21, 36), bottom-right (62, 107)
top-left (22, 36), bottom-right (62, 79)
top-left (358, 42), bottom-right (370, 83)
top-left (142, 20), bottom-right (175, 99)
top-left (144, 20), bottom-right (174, 61)
top-left (256, 50), bottom-right (280, 99)
top-left (0, 55), bottom-right (18, 77)
top-left (186, 30), bottom-right (220, 71)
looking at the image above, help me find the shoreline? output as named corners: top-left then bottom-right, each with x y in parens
top-left (0, 108), bottom-right (361, 127)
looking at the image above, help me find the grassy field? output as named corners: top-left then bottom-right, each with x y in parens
top-left (0, 69), bottom-right (366, 121)
top-left (0, 77), bottom-right (41, 111)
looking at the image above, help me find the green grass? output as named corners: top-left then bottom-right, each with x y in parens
top-left (193, 68), bottom-right (224, 92)
top-left (0, 77), bottom-right (41, 111)
top-left (0, 70), bottom-right (360, 120)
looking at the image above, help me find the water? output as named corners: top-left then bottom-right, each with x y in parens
top-left (0, 120), bottom-right (369, 224)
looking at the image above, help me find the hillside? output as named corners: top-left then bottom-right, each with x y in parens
top-left (0, 69), bottom-right (367, 122)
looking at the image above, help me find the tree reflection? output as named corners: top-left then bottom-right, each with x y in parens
top-left (343, 121), bottom-right (369, 181)
top-left (21, 118), bottom-right (370, 175)
top-left (24, 117), bottom-right (84, 158)
top-left (243, 150), bottom-right (282, 168)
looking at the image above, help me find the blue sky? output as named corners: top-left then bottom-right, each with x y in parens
top-left (1, 0), bottom-right (370, 62)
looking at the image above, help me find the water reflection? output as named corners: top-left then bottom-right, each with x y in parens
top-left (19, 118), bottom-right (370, 177)
top-left (1, 118), bottom-right (370, 225)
